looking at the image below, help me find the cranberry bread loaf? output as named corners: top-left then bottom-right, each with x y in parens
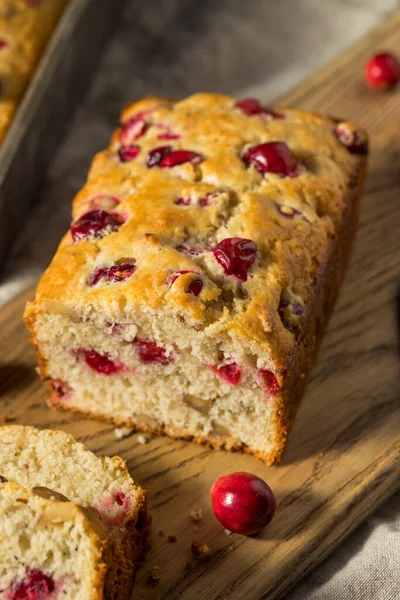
top-left (24, 93), bottom-right (368, 464)
top-left (0, 0), bottom-right (69, 143)
top-left (0, 480), bottom-right (112, 599)
top-left (0, 426), bottom-right (147, 599)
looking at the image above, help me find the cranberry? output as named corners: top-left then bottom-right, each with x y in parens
top-left (82, 349), bottom-right (122, 375)
top-left (235, 98), bottom-right (284, 119)
top-left (211, 472), bottom-right (276, 535)
top-left (258, 369), bottom-right (280, 396)
top-left (175, 197), bottom-right (192, 206)
top-left (49, 378), bottom-right (72, 398)
top-left (120, 117), bottom-right (147, 147)
top-left (88, 263), bottom-right (136, 286)
top-left (146, 146), bottom-right (204, 168)
top-left (211, 362), bottom-right (241, 386)
top-left (118, 145), bottom-right (140, 163)
top-left (276, 204), bottom-right (302, 219)
top-left (98, 490), bottom-right (132, 527)
top-left (157, 132), bottom-right (180, 140)
top-left (242, 142), bottom-right (298, 177)
top-left (335, 122), bottom-right (368, 155)
top-left (365, 52), bottom-right (400, 90)
top-left (146, 145), bottom-right (172, 167)
top-left (166, 270), bottom-right (203, 296)
top-left (0, 39), bottom-right (7, 49)
top-left (13, 570), bottom-right (55, 600)
top-left (71, 210), bottom-right (122, 242)
top-left (212, 237), bottom-right (257, 282)
top-left (175, 194), bottom-right (213, 207)
top-left (278, 298), bottom-right (304, 332)
top-left (134, 339), bottom-right (173, 365)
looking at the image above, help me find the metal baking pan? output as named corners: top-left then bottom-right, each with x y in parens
top-left (0, 0), bottom-right (127, 267)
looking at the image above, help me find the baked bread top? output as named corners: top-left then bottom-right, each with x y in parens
top-left (26, 93), bottom-right (368, 368)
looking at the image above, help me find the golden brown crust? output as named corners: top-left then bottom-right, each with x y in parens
top-left (24, 93), bottom-right (368, 464)
top-left (0, 0), bottom-right (69, 143)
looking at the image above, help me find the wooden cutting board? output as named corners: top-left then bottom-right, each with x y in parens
top-left (1, 11), bottom-right (400, 600)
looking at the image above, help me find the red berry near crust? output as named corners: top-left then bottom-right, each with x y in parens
top-left (235, 98), bottom-right (284, 119)
top-left (212, 237), bottom-right (257, 282)
top-left (118, 145), bottom-right (140, 163)
top-left (211, 362), bottom-right (241, 386)
top-left (242, 142), bottom-right (298, 177)
top-left (71, 210), bottom-right (123, 242)
top-left (365, 52), bottom-right (400, 90)
top-left (211, 472), bottom-right (276, 535)
top-left (13, 570), bottom-right (55, 599)
top-left (335, 122), bottom-right (368, 155)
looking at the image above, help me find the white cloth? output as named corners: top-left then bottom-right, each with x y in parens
top-left (1, 1), bottom-right (399, 597)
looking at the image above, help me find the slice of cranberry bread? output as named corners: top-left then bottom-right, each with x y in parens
top-left (0, 480), bottom-right (111, 599)
top-left (0, 426), bottom-right (147, 599)
top-left (24, 93), bottom-right (368, 464)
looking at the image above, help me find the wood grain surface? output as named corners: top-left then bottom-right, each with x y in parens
top-left (1, 11), bottom-right (400, 600)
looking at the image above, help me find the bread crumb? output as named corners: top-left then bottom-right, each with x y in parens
top-left (167, 535), bottom-right (177, 543)
top-left (114, 427), bottom-right (133, 439)
top-left (191, 540), bottom-right (211, 558)
top-left (224, 529), bottom-right (232, 536)
top-left (147, 565), bottom-right (161, 586)
top-left (190, 508), bottom-right (203, 522)
top-left (137, 434), bottom-right (151, 445)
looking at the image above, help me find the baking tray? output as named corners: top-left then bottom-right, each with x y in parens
top-left (0, 0), bottom-right (128, 268)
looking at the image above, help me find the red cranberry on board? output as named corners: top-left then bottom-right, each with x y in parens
top-left (211, 472), bottom-right (276, 535)
top-left (365, 52), bottom-right (400, 90)
top-left (212, 237), bottom-right (257, 282)
top-left (134, 339), bottom-right (173, 365)
top-left (258, 369), bottom-right (280, 396)
top-left (235, 98), bottom-right (284, 119)
top-left (334, 122), bottom-right (368, 155)
top-left (70, 210), bottom-right (123, 242)
top-left (211, 362), bottom-right (241, 386)
top-left (81, 349), bottom-right (122, 375)
top-left (242, 142), bottom-right (298, 177)
top-left (166, 270), bottom-right (203, 296)
top-left (118, 145), bottom-right (141, 163)
top-left (13, 570), bottom-right (55, 600)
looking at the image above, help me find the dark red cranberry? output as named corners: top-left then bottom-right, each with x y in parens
top-left (108, 263), bottom-right (136, 282)
top-left (235, 98), bottom-right (284, 119)
top-left (82, 349), bottom-right (122, 375)
top-left (71, 210), bottom-right (123, 242)
top-left (242, 142), bottom-right (298, 177)
top-left (211, 362), bottom-right (241, 386)
top-left (13, 570), bottom-right (55, 600)
top-left (276, 204), bottom-right (302, 219)
top-left (335, 122), bottom-right (368, 155)
top-left (134, 339), bottom-right (173, 365)
top-left (0, 39), bottom-right (7, 49)
top-left (166, 270), bottom-right (203, 296)
top-left (88, 263), bottom-right (136, 286)
top-left (365, 52), bottom-right (400, 90)
top-left (118, 145), bottom-right (140, 163)
top-left (175, 197), bottom-right (192, 206)
top-left (258, 369), bottom-right (280, 396)
top-left (213, 237), bottom-right (257, 282)
top-left (211, 472), bottom-right (276, 535)
top-left (120, 117), bottom-right (147, 146)
top-left (146, 146), bottom-right (204, 168)
top-left (146, 145), bottom-right (172, 167)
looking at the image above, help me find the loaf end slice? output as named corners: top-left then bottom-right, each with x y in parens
top-left (0, 425), bottom-right (148, 599)
top-left (24, 94), bottom-right (368, 463)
